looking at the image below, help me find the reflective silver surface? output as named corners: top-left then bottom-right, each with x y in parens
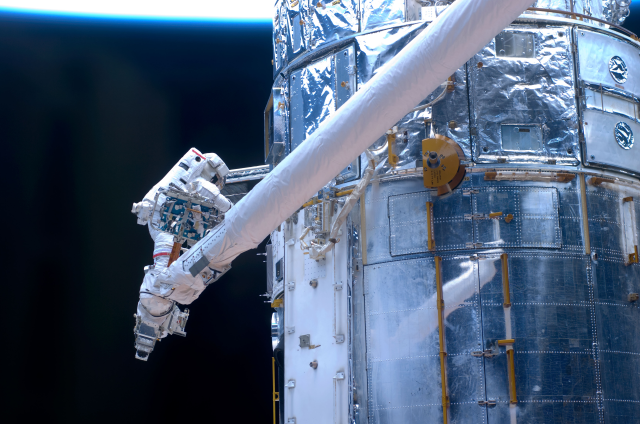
top-left (583, 109), bottom-right (640, 173)
top-left (364, 256), bottom-right (485, 424)
top-left (267, 7), bottom-right (640, 424)
top-left (290, 54), bottom-right (336, 151)
top-left (577, 29), bottom-right (640, 99)
top-left (361, 0), bottom-right (407, 31)
top-left (308, 0), bottom-right (358, 50)
top-left (470, 27), bottom-right (579, 164)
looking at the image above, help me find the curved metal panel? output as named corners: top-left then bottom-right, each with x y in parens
top-left (480, 253), bottom-right (598, 423)
top-left (364, 256), bottom-right (485, 424)
top-left (389, 190), bottom-right (473, 255)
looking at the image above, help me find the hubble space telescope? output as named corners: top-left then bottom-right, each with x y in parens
top-left (132, 0), bottom-right (640, 423)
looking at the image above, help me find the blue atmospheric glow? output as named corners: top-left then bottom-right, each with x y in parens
top-left (0, 1), bottom-right (272, 22)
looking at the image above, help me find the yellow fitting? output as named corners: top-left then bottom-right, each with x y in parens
top-left (302, 198), bottom-right (318, 208)
top-left (271, 298), bottom-right (283, 308)
top-left (336, 189), bottom-right (354, 197)
top-left (505, 214), bottom-right (514, 223)
top-left (387, 133), bottom-right (399, 168)
top-left (332, 0), bottom-right (341, 4)
top-left (623, 196), bottom-right (634, 203)
top-left (630, 246), bottom-right (639, 265)
top-left (489, 211), bottom-right (503, 218)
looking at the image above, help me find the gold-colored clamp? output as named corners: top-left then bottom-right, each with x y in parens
top-left (435, 257), bottom-right (450, 423)
top-left (387, 131), bottom-right (399, 168)
top-left (501, 253), bottom-right (511, 308)
top-left (498, 340), bottom-right (517, 404)
top-left (587, 176), bottom-right (615, 186)
top-left (488, 211), bottom-right (513, 223)
top-left (271, 298), bottom-right (283, 308)
top-left (629, 246), bottom-right (639, 265)
top-left (426, 202), bottom-right (436, 251)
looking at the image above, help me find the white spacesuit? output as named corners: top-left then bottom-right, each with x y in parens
top-left (131, 148), bottom-right (233, 361)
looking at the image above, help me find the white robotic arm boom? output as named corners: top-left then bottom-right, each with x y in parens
top-left (131, 148), bottom-right (232, 361)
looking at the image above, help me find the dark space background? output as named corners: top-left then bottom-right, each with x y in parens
top-left (2, 11), bottom-right (274, 423)
top-left (3, 6), bottom-right (640, 423)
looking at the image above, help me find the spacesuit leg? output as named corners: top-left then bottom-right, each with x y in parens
top-left (134, 232), bottom-right (186, 361)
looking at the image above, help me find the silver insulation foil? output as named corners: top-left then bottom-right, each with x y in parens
top-left (290, 54), bottom-right (336, 152)
top-left (274, 0), bottom-right (630, 78)
top-left (284, 0), bottom-right (309, 63)
top-left (308, 0), bottom-right (359, 50)
top-left (361, 0), bottom-right (408, 31)
top-left (273, 3), bottom-right (640, 176)
top-left (470, 26), bottom-right (580, 164)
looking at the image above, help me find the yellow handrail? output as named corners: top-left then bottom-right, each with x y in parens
top-left (435, 257), bottom-right (449, 423)
top-left (272, 357), bottom-right (280, 424)
top-left (501, 254), bottom-right (511, 308)
top-left (426, 202), bottom-right (435, 251)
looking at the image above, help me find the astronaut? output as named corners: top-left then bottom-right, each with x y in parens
top-left (131, 148), bottom-right (233, 361)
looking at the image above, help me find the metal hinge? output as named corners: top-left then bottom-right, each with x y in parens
top-left (286, 326), bottom-right (295, 334)
top-left (334, 334), bottom-right (345, 343)
top-left (471, 349), bottom-right (498, 358)
top-left (466, 242), bottom-right (484, 249)
top-left (334, 281), bottom-right (343, 291)
top-left (287, 281), bottom-right (295, 291)
top-left (478, 400), bottom-right (497, 406)
top-left (463, 189), bottom-right (479, 196)
top-left (334, 372), bottom-right (345, 380)
top-left (469, 255), bottom-right (489, 261)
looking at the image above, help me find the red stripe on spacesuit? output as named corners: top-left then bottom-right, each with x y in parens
top-left (153, 252), bottom-right (171, 258)
top-left (191, 149), bottom-right (206, 160)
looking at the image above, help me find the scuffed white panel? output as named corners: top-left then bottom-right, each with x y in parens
top-left (284, 211), bottom-right (349, 423)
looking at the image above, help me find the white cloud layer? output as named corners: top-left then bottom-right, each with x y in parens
top-left (0, 0), bottom-right (273, 20)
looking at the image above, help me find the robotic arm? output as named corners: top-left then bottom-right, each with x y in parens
top-left (131, 148), bottom-right (233, 361)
